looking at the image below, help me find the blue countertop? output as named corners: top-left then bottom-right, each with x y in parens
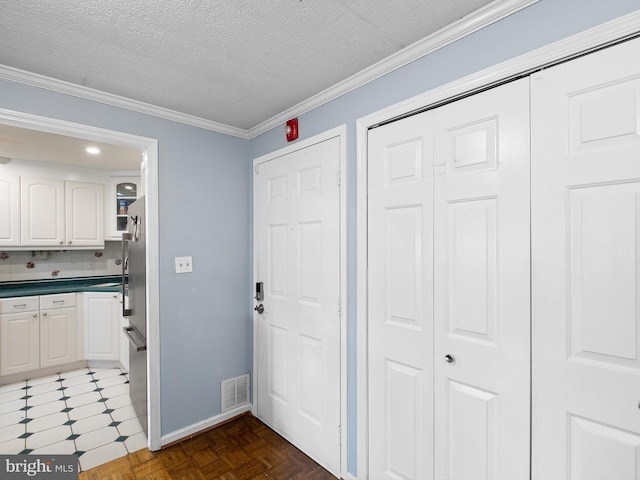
top-left (0, 275), bottom-right (122, 298)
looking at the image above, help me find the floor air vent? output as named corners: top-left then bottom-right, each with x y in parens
top-left (221, 374), bottom-right (250, 413)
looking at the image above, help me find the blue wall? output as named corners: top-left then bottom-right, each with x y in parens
top-left (248, 0), bottom-right (640, 474)
top-left (0, 0), bottom-right (638, 475)
top-left (0, 81), bottom-right (252, 435)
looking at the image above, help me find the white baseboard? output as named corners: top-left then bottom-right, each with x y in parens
top-left (160, 404), bottom-right (252, 446)
top-left (342, 472), bottom-right (358, 480)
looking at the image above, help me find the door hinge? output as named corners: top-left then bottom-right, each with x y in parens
top-left (338, 296), bottom-right (342, 315)
top-left (255, 164), bottom-right (260, 174)
top-left (337, 167), bottom-right (341, 186)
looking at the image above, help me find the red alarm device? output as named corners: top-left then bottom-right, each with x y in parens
top-left (285, 118), bottom-right (298, 142)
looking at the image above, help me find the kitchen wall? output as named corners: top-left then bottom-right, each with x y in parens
top-left (0, 242), bottom-right (122, 282)
top-left (248, 0), bottom-right (640, 474)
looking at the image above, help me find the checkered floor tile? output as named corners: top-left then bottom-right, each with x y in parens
top-left (0, 367), bottom-right (147, 471)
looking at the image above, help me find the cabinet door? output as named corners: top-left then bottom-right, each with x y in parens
top-left (40, 306), bottom-right (77, 368)
top-left (106, 177), bottom-right (139, 240)
top-left (20, 177), bottom-right (65, 247)
top-left (83, 293), bottom-right (119, 360)
top-left (0, 311), bottom-right (40, 376)
top-left (0, 175), bottom-right (20, 246)
top-left (66, 181), bottom-right (104, 247)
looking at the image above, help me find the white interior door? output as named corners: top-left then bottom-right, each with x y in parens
top-left (531, 37), bottom-right (640, 479)
top-left (433, 78), bottom-right (530, 480)
top-left (254, 136), bottom-right (341, 476)
top-left (368, 110), bottom-right (435, 480)
top-left (367, 77), bottom-right (530, 480)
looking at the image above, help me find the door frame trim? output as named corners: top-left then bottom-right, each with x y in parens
top-left (0, 107), bottom-right (162, 451)
top-left (355, 11), bottom-right (640, 478)
top-left (252, 124), bottom-right (348, 477)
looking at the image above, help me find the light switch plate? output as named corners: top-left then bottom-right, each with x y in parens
top-left (175, 256), bottom-right (193, 274)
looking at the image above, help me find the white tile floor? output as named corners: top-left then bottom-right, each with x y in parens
top-left (0, 367), bottom-right (147, 471)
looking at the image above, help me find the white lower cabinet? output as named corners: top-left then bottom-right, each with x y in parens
top-left (0, 309), bottom-right (40, 376)
top-left (83, 292), bottom-right (119, 361)
top-left (0, 293), bottom-right (77, 376)
top-left (40, 307), bottom-right (77, 369)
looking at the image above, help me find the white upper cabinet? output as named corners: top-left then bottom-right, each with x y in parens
top-left (0, 174), bottom-right (20, 246)
top-left (106, 177), bottom-right (139, 240)
top-left (20, 177), bottom-right (104, 248)
top-left (20, 177), bottom-right (65, 247)
top-left (66, 181), bottom-right (104, 247)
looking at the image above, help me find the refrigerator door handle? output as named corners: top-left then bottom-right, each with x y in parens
top-left (122, 232), bottom-right (132, 317)
top-left (123, 326), bottom-right (146, 351)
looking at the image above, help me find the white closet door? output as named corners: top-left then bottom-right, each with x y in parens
top-left (531, 37), bottom-right (640, 479)
top-left (433, 78), bottom-right (531, 480)
top-left (368, 77), bottom-right (530, 479)
top-left (368, 110), bottom-right (435, 480)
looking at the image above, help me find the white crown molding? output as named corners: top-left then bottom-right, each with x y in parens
top-left (357, 8), bottom-right (640, 130)
top-left (246, 0), bottom-right (540, 139)
top-left (0, 64), bottom-right (249, 139)
top-left (0, 0), bottom-right (536, 141)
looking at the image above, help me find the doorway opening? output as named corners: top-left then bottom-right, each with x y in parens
top-left (0, 107), bottom-right (160, 453)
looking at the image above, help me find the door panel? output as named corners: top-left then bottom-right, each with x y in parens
top-left (569, 416), bottom-right (640, 480)
top-left (368, 112), bottom-right (434, 480)
top-left (445, 380), bottom-right (497, 479)
top-left (433, 78), bottom-right (531, 480)
top-left (446, 198), bottom-right (497, 343)
top-left (255, 136), bottom-right (341, 476)
top-left (531, 36), bottom-right (640, 480)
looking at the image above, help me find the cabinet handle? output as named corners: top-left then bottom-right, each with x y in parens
top-left (52, 300), bottom-right (65, 304)
top-left (32, 314), bottom-right (38, 318)
top-left (42, 312), bottom-right (48, 316)
top-left (59, 241), bottom-right (64, 245)
top-left (68, 241), bottom-right (72, 245)
top-left (13, 304), bottom-right (27, 308)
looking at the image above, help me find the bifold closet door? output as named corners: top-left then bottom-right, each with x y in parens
top-left (433, 78), bottom-right (531, 480)
top-left (368, 110), bottom-right (435, 480)
top-left (367, 77), bottom-right (530, 479)
top-left (531, 37), bottom-right (640, 479)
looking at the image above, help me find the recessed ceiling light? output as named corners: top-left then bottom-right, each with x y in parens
top-left (86, 146), bottom-right (101, 155)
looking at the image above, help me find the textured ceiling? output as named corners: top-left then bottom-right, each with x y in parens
top-left (0, 0), bottom-right (496, 131)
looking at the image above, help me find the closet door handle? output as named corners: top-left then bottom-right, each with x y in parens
top-left (444, 354), bottom-right (455, 364)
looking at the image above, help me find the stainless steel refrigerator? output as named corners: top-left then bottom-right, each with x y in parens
top-left (122, 197), bottom-right (148, 435)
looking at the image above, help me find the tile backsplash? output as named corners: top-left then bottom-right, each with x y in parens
top-left (0, 242), bottom-right (123, 282)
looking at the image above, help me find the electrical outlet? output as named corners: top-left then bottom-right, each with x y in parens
top-left (32, 251), bottom-right (48, 261)
top-left (175, 256), bottom-right (193, 274)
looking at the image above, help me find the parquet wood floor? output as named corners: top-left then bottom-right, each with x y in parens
top-left (78, 413), bottom-right (337, 480)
